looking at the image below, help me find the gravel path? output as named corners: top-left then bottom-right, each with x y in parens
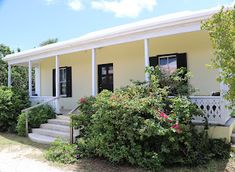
top-left (0, 145), bottom-right (73, 172)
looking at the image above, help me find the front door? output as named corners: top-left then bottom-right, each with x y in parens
top-left (98, 63), bottom-right (113, 93)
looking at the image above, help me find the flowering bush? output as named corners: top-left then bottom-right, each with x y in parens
top-left (70, 67), bottom-right (230, 170)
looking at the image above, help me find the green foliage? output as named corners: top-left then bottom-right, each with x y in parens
top-left (16, 105), bottom-right (55, 136)
top-left (0, 44), bottom-right (28, 90)
top-left (45, 139), bottom-right (78, 164)
top-left (0, 86), bottom-right (30, 132)
top-left (16, 112), bottom-right (26, 136)
top-left (202, 6), bottom-right (235, 111)
top-left (39, 38), bottom-right (58, 47)
top-left (71, 96), bottom-right (97, 137)
top-left (149, 67), bottom-right (196, 96)
top-left (71, 67), bottom-right (229, 170)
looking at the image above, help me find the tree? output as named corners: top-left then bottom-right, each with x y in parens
top-left (39, 38), bottom-right (58, 47)
top-left (202, 6), bottom-right (235, 111)
top-left (0, 44), bottom-right (28, 90)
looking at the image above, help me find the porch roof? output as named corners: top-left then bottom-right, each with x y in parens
top-left (3, 7), bottom-right (222, 65)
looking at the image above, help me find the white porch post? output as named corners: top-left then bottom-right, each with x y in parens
top-left (28, 61), bottom-right (32, 97)
top-left (144, 39), bottom-right (150, 82)
top-left (35, 65), bottom-right (41, 96)
top-left (8, 64), bottom-right (11, 87)
top-left (55, 55), bottom-right (60, 113)
top-left (92, 48), bottom-right (97, 96)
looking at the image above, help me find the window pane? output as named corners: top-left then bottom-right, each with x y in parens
top-left (60, 68), bottom-right (66, 82)
top-left (159, 58), bottom-right (168, 73)
top-left (168, 57), bottom-right (177, 74)
top-left (60, 83), bottom-right (67, 95)
top-left (108, 66), bottom-right (113, 74)
top-left (102, 67), bottom-right (107, 75)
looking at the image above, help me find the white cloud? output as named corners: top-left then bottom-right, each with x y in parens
top-left (68, 0), bottom-right (83, 11)
top-left (91, 0), bottom-right (157, 18)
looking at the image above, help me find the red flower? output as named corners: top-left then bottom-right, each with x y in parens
top-left (80, 97), bottom-right (86, 104)
top-left (159, 111), bottom-right (169, 119)
top-left (110, 95), bottom-right (117, 100)
top-left (168, 119), bottom-right (173, 123)
top-left (171, 123), bottom-right (181, 133)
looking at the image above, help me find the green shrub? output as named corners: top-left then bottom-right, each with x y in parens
top-left (68, 67), bottom-right (230, 170)
top-left (16, 104), bottom-right (55, 136)
top-left (71, 96), bottom-right (96, 137)
top-left (16, 112), bottom-right (26, 136)
top-left (45, 139), bottom-right (78, 164)
top-left (0, 86), bottom-right (29, 132)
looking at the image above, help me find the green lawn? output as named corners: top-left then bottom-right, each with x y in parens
top-left (0, 132), bottom-right (234, 172)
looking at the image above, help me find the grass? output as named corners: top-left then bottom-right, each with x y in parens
top-left (0, 132), bottom-right (48, 150)
top-left (0, 132), bottom-right (234, 172)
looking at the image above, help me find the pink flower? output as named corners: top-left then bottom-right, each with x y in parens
top-left (159, 111), bottom-right (169, 119)
top-left (168, 119), bottom-right (173, 123)
top-left (171, 123), bottom-right (181, 133)
top-left (80, 98), bottom-right (86, 104)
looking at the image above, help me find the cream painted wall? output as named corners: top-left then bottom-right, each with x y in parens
top-left (39, 31), bottom-right (220, 110)
top-left (96, 40), bottom-right (145, 89)
top-left (40, 51), bottom-right (92, 110)
top-left (149, 31), bottom-right (219, 95)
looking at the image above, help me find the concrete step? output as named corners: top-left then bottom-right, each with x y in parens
top-left (28, 133), bottom-right (56, 144)
top-left (56, 115), bottom-right (71, 121)
top-left (41, 123), bottom-right (70, 132)
top-left (48, 119), bottom-right (70, 126)
top-left (32, 128), bottom-right (70, 140)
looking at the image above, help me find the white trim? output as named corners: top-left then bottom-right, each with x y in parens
top-left (92, 48), bottom-right (97, 96)
top-left (3, 7), bottom-right (228, 65)
top-left (6, 22), bottom-right (201, 65)
top-left (8, 64), bottom-right (11, 87)
top-left (55, 56), bottom-right (60, 97)
top-left (144, 39), bottom-right (150, 81)
top-left (28, 61), bottom-right (32, 96)
top-left (35, 65), bottom-right (41, 96)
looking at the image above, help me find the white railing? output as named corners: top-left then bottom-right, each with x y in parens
top-left (30, 96), bottom-right (54, 105)
top-left (190, 96), bottom-right (231, 125)
top-left (23, 96), bottom-right (61, 136)
top-left (30, 96), bottom-right (61, 113)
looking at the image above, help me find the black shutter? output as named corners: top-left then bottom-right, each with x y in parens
top-left (66, 67), bottom-right (72, 97)
top-left (149, 56), bottom-right (159, 67)
top-left (52, 69), bottom-right (56, 97)
top-left (177, 53), bottom-right (187, 69)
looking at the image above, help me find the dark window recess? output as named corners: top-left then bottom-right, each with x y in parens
top-left (52, 67), bottom-right (72, 97)
top-left (98, 63), bottom-right (113, 93)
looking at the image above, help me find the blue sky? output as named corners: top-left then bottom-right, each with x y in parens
top-left (0, 0), bottom-right (234, 51)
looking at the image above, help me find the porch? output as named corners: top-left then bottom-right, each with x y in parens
top-left (7, 31), bottom-right (232, 126)
top-left (4, 11), bottom-right (232, 126)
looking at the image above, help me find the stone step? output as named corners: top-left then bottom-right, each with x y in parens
top-left (32, 128), bottom-right (70, 140)
top-left (41, 123), bottom-right (70, 132)
top-left (56, 115), bottom-right (71, 121)
top-left (28, 133), bottom-right (57, 144)
top-left (48, 119), bottom-right (70, 126)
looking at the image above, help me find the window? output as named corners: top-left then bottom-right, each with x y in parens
top-left (53, 67), bottom-right (72, 97)
top-left (149, 53), bottom-right (187, 73)
top-left (159, 55), bottom-right (177, 74)
top-left (98, 63), bottom-right (114, 93)
top-left (60, 68), bottom-right (67, 96)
